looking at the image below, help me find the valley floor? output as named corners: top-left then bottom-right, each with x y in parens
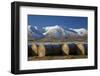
top-left (28, 55), bottom-right (87, 61)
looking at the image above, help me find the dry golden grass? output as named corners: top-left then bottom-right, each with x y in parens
top-left (31, 42), bottom-right (38, 54)
top-left (76, 43), bottom-right (85, 55)
top-left (62, 43), bottom-right (69, 55)
top-left (37, 43), bottom-right (46, 57)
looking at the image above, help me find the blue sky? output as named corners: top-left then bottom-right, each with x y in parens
top-left (28, 15), bottom-right (88, 29)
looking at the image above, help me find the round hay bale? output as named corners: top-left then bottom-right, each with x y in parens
top-left (38, 43), bottom-right (46, 57)
top-left (62, 43), bottom-right (69, 55)
top-left (31, 43), bottom-right (38, 54)
top-left (76, 43), bottom-right (85, 55)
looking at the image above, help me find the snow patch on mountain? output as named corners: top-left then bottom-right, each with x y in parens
top-left (34, 26), bottom-right (38, 30)
top-left (69, 28), bottom-right (87, 36)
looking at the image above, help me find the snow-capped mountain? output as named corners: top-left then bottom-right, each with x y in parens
top-left (28, 25), bottom-right (44, 39)
top-left (28, 25), bottom-right (87, 40)
top-left (43, 25), bottom-right (87, 38)
top-left (43, 25), bottom-right (67, 39)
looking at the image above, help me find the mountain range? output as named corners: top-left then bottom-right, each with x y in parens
top-left (28, 25), bottom-right (87, 40)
